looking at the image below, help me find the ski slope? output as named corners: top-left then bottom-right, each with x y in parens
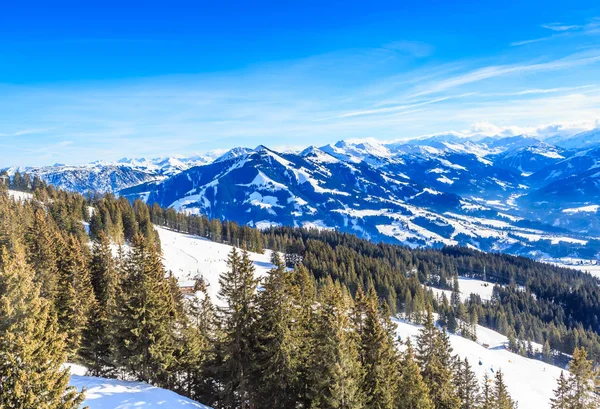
top-left (156, 226), bottom-right (276, 306)
top-left (395, 319), bottom-right (563, 409)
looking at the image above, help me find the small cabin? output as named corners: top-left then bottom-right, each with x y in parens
top-left (178, 280), bottom-right (197, 295)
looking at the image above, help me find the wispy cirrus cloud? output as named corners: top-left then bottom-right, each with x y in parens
top-left (511, 17), bottom-right (600, 46)
top-left (541, 23), bottom-right (582, 32)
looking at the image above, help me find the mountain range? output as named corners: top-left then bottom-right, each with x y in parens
top-left (6, 128), bottom-right (600, 262)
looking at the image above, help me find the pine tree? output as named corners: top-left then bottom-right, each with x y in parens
top-left (480, 373), bottom-right (493, 409)
top-left (455, 358), bottom-right (480, 409)
top-left (213, 248), bottom-right (259, 409)
top-left (0, 244), bottom-right (86, 409)
top-left (56, 235), bottom-right (95, 354)
top-left (397, 339), bottom-right (433, 409)
top-left (292, 264), bottom-right (317, 409)
top-left (567, 347), bottom-right (598, 409)
top-left (550, 371), bottom-right (570, 409)
top-left (25, 208), bottom-right (60, 300)
top-left (113, 233), bottom-right (177, 386)
top-left (307, 278), bottom-right (364, 409)
top-left (542, 340), bottom-right (553, 364)
top-left (80, 231), bottom-right (119, 375)
top-left (416, 306), bottom-right (461, 409)
top-left (492, 370), bottom-right (516, 409)
top-left (251, 253), bottom-right (301, 408)
top-left (172, 279), bottom-right (216, 400)
top-left (357, 288), bottom-right (398, 409)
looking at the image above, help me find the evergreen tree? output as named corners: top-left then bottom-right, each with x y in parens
top-left (492, 370), bottom-right (516, 409)
top-left (113, 233), bottom-right (177, 386)
top-left (356, 288), bottom-right (398, 409)
top-left (213, 248), bottom-right (259, 409)
top-left (567, 347), bottom-right (598, 409)
top-left (307, 278), bottom-right (364, 409)
top-left (455, 358), bottom-right (480, 409)
top-left (0, 244), bottom-right (86, 408)
top-left (397, 339), bottom-right (433, 409)
top-left (56, 235), bottom-right (95, 354)
top-left (480, 374), bottom-right (493, 409)
top-left (80, 231), bottom-right (119, 375)
top-left (550, 371), bottom-right (570, 409)
top-left (292, 264), bottom-right (317, 409)
top-left (251, 253), bottom-right (301, 408)
top-left (416, 306), bottom-right (461, 409)
top-left (542, 340), bottom-right (553, 364)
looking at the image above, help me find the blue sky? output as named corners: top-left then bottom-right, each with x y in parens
top-left (1, 1), bottom-right (599, 166)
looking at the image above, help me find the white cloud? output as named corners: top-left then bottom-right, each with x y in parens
top-left (541, 23), bottom-right (581, 32)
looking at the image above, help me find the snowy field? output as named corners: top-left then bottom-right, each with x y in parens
top-left (544, 257), bottom-right (600, 278)
top-left (427, 277), bottom-right (495, 302)
top-left (395, 319), bottom-right (563, 409)
top-left (7, 189), bottom-right (33, 201)
top-left (156, 226), bottom-right (276, 306)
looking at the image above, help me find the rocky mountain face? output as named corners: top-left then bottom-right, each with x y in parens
top-left (8, 128), bottom-right (600, 260)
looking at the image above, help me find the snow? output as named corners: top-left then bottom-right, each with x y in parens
top-left (437, 175), bottom-right (454, 184)
top-left (7, 190), bottom-right (33, 201)
top-left (427, 277), bottom-right (495, 303)
top-left (156, 226), bottom-right (276, 306)
top-left (69, 375), bottom-right (212, 409)
top-left (562, 205), bottom-right (599, 214)
top-left (394, 319), bottom-right (564, 409)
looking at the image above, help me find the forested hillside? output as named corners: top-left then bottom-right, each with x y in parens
top-left (1, 178), bottom-right (599, 408)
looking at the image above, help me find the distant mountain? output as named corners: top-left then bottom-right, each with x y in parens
top-left (10, 130), bottom-right (600, 260)
top-left (547, 128), bottom-right (600, 150)
top-left (493, 142), bottom-right (569, 175)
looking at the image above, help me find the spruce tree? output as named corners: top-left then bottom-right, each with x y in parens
top-left (567, 347), bottom-right (598, 409)
top-left (492, 370), bottom-right (516, 409)
top-left (113, 233), bottom-right (177, 386)
top-left (251, 253), bottom-right (301, 408)
top-left (25, 208), bottom-right (60, 300)
top-left (307, 278), bottom-right (364, 409)
top-left (357, 288), bottom-right (398, 409)
top-left (56, 235), bottom-right (95, 354)
top-left (80, 231), bottom-right (119, 375)
top-left (397, 339), bottom-right (433, 409)
top-left (214, 248), bottom-right (259, 409)
top-left (291, 264), bottom-right (317, 409)
top-left (480, 374), bottom-right (493, 409)
top-left (0, 244), bottom-right (86, 409)
top-left (550, 371), bottom-right (570, 409)
top-left (455, 358), bottom-right (480, 409)
top-left (416, 306), bottom-right (461, 409)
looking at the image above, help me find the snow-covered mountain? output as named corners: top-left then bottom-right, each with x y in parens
top-left (8, 127), bottom-right (600, 260)
top-left (3, 152), bottom-right (224, 194)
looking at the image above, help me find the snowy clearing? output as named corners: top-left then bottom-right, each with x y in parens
top-left (7, 189), bottom-right (33, 201)
top-left (69, 375), bottom-right (213, 409)
top-left (426, 277), bottom-right (495, 303)
top-left (156, 226), bottom-right (276, 306)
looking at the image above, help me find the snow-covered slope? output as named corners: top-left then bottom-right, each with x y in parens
top-left (7, 189), bottom-right (33, 201)
top-left (159, 227), bottom-right (563, 408)
top-left (395, 319), bottom-right (563, 409)
top-left (69, 375), bottom-right (212, 409)
top-left (68, 227), bottom-right (565, 409)
top-left (156, 226), bottom-right (276, 306)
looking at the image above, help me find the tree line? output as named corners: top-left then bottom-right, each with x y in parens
top-left (0, 178), bottom-right (599, 408)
